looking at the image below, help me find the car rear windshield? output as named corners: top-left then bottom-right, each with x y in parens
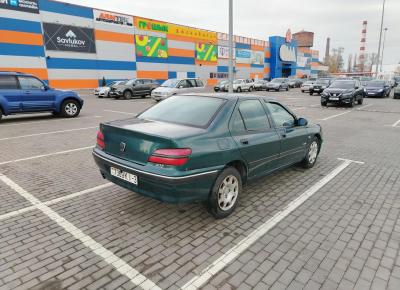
top-left (138, 95), bottom-right (226, 128)
top-left (329, 81), bottom-right (355, 89)
top-left (366, 81), bottom-right (385, 87)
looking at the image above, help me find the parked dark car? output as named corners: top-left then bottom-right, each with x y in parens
top-left (321, 80), bottom-right (364, 107)
top-left (393, 85), bottom-right (400, 99)
top-left (364, 80), bottom-right (391, 98)
top-left (309, 78), bottom-right (332, 95)
top-left (0, 71), bottom-right (83, 120)
top-left (266, 78), bottom-right (289, 91)
top-left (214, 80), bottom-right (228, 92)
top-left (110, 78), bottom-right (159, 99)
top-left (93, 94), bottom-right (322, 218)
top-left (393, 76), bottom-right (400, 87)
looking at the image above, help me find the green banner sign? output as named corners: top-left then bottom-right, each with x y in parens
top-left (135, 35), bottom-right (168, 58)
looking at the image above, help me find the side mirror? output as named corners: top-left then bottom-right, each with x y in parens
top-left (41, 85), bottom-right (49, 91)
top-left (297, 118), bottom-right (308, 126)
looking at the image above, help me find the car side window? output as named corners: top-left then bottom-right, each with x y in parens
top-left (195, 80), bottom-right (204, 87)
top-left (136, 80), bottom-right (144, 85)
top-left (187, 79), bottom-right (196, 87)
top-left (0, 75), bottom-right (19, 89)
top-left (265, 102), bottom-right (295, 127)
top-left (178, 80), bottom-right (189, 88)
top-left (18, 76), bottom-right (43, 90)
top-left (238, 100), bottom-right (271, 131)
top-left (230, 110), bottom-right (246, 133)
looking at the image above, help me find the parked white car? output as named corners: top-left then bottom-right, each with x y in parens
top-left (225, 79), bottom-right (254, 92)
top-left (94, 80), bottom-right (126, 98)
top-left (151, 78), bottom-right (206, 101)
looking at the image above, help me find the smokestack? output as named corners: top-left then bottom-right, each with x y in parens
top-left (324, 37), bottom-right (330, 64)
top-left (359, 20), bottom-right (368, 72)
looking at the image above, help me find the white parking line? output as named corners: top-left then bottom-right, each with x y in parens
top-left (319, 110), bottom-right (352, 121)
top-left (0, 126), bottom-right (97, 141)
top-left (0, 174), bottom-right (160, 290)
top-left (291, 107), bottom-right (306, 111)
top-left (0, 183), bottom-right (112, 221)
top-left (0, 115), bottom-right (102, 127)
top-left (104, 110), bottom-right (137, 115)
top-left (357, 104), bottom-right (374, 110)
top-left (392, 119), bottom-right (400, 127)
top-left (180, 158), bottom-right (363, 290)
top-left (0, 146), bottom-right (94, 166)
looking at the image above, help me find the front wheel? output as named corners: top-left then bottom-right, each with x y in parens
top-left (301, 137), bottom-right (320, 169)
top-left (310, 91), bottom-right (313, 96)
top-left (286, 87), bottom-right (289, 91)
top-left (248, 86), bottom-right (253, 92)
top-left (61, 100), bottom-right (80, 118)
top-left (123, 90), bottom-right (133, 99)
top-left (357, 97), bottom-right (363, 105)
top-left (0, 108), bottom-right (3, 121)
top-left (207, 167), bottom-right (242, 219)
top-left (349, 97), bottom-right (355, 108)
top-left (321, 101), bottom-right (327, 106)
top-left (237, 87), bottom-right (242, 93)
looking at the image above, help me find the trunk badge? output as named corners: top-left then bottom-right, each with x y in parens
top-left (120, 142), bottom-right (126, 152)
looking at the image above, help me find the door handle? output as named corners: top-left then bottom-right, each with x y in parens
top-left (240, 139), bottom-right (249, 145)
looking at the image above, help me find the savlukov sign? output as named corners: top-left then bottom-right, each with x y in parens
top-left (43, 23), bottom-right (96, 53)
top-left (94, 9), bottom-right (133, 27)
top-left (0, 0), bottom-right (39, 14)
top-left (136, 18), bottom-right (169, 33)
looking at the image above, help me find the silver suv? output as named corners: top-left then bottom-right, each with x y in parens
top-left (151, 78), bottom-right (206, 101)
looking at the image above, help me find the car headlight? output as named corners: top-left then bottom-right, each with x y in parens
top-left (378, 89), bottom-right (384, 92)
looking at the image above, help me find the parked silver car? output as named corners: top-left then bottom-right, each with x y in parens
top-left (266, 78), bottom-right (290, 91)
top-left (151, 78), bottom-right (206, 101)
top-left (94, 80), bottom-right (126, 98)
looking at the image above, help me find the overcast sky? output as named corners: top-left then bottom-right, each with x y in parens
top-left (65, 0), bottom-right (399, 67)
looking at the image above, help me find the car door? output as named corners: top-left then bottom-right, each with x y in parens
top-left (264, 102), bottom-right (308, 166)
top-left (195, 79), bottom-right (206, 93)
top-left (230, 99), bottom-right (281, 178)
top-left (0, 75), bottom-right (23, 113)
top-left (18, 76), bottom-right (55, 112)
top-left (132, 79), bottom-right (146, 95)
top-left (177, 80), bottom-right (191, 94)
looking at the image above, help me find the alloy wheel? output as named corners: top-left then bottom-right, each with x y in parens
top-left (65, 103), bottom-right (78, 116)
top-left (308, 141), bottom-right (319, 164)
top-left (217, 175), bottom-right (239, 211)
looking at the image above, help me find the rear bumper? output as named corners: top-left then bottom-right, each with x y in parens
top-left (92, 148), bottom-right (220, 203)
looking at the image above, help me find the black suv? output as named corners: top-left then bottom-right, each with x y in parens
top-left (110, 78), bottom-right (159, 99)
top-left (321, 80), bottom-right (364, 107)
top-left (310, 78), bottom-right (332, 95)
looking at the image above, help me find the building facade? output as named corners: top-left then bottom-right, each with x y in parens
top-left (0, 0), bottom-right (321, 88)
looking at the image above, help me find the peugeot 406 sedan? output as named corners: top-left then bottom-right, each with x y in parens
top-left (93, 94), bottom-right (323, 218)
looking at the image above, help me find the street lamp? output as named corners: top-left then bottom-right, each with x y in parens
top-left (375, 0), bottom-right (386, 77)
top-left (228, 0), bottom-right (234, 93)
top-left (380, 27), bottom-right (388, 72)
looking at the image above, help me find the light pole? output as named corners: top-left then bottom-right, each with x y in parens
top-left (228, 0), bottom-right (234, 93)
top-left (380, 27), bottom-right (388, 72)
top-left (375, 0), bottom-right (386, 77)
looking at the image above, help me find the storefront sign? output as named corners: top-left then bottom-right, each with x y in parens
top-left (0, 0), bottom-right (39, 14)
top-left (279, 44), bottom-right (296, 62)
top-left (236, 49), bottom-right (252, 64)
top-left (94, 9), bottom-right (133, 27)
top-left (217, 46), bottom-right (235, 59)
top-left (135, 35), bottom-right (168, 58)
top-left (43, 23), bottom-right (96, 53)
top-left (135, 17), bottom-right (169, 33)
top-left (196, 43), bottom-right (217, 62)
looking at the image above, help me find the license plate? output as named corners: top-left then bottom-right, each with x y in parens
top-left (110, 167), bottom-right (138, 185)
top-left (330, 97), bottom-right (339, 101)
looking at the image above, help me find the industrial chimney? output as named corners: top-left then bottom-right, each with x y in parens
top-left (324, 37), bottom-right (330, 65)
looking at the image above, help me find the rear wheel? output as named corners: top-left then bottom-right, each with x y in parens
top-left (123, 90), bottom-right (133, 99)
top-left (301, 137), bottom-right (320, 169)
top-left (357, 97), bottom-right (363, 105)
top-left (310, 91), bottom-right (313, 95)
top-left (61, 100), bottom-right (80, 118)
top-left (321, 101), bottom-right (327, 106)
top-left (286, 87), bottom-right (289, 91)
top-left (237, 87), bottom-right (242, 93)
top-left (349, 97), bottom-right (355, 108)
top-left (208, 167), bottom-right (242, 219)
top-left (0, 108), bottom-right (3, 121)
top-left (248, 86), bottom-right (253, 92)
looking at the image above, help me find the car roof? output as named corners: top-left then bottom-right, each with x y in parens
top-left (182, 93), bottom-right (276, 102)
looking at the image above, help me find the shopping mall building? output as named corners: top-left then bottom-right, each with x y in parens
top-left (0, 0), bottom-right (323, 88)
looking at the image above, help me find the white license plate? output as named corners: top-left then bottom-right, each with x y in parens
top-left (110, 167), bottom-right (138, 185)
top-left (330, 97), bottom-right (339, 100)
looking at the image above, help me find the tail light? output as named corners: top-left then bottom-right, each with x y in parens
top-left (96, 130), bottom-right (105, 150)
top-left (148, 148), bottom-right (192, 166)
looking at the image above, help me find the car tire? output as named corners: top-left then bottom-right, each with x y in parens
top-left (286, 87), bottom-right (289, 91)
top-left (61, 100), bottom-right (80, 118)
top-left (357, 97), bottom-right (363, 105)
top-left (266, 89), bottom-right (269, 92)
top-left (207, 167), bottom-right (242, 219)
top-left (301, 90), bottom-right (305, 93)
top-left (321, 101), bottom-right (327, 106)
top-left (248, 86), bottom-right (253, 92)
top-left (301, 137), bottom-right (320, 169)
top-left (349, 97), bottom-right (355, 108)
top-left (237, 87), bottom-right (242, 93)
top-left (123, 90), bottom-right (133, 99)
top-left (310, 92), bottom-right (313, 95)
top-left (98, 95), bottom-right (103, 98)
top-left (0, 108), bottom-right (3, 121)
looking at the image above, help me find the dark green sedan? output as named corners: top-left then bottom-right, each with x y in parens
top-left (93, 94), bottom-right (323, 218)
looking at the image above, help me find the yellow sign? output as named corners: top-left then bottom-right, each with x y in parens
top-left (169, 24), bottom-right (217, 43)
top-left (134, 17), bottom-right (217, 43)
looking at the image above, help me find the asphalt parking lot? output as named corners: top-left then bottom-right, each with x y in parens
top-left (1, 88), bottom-right (400, 290)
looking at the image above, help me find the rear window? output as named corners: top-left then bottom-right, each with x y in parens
top-left (0, 75), bottom-right (19, 89)
top-left (139, 95), bottom-right (226, 127)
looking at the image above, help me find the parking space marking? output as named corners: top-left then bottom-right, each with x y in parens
top-left (0, 146), bottom-right (94, 166)
top-left (392, 119), bottom-right (400, 127)
top-left (0, 126), bottom-right (98, 141)
top-left (104, 110), bottom-right (137, 115)
top-left (181, 158), bottom-right (363, 290)
top-left (0, 115), bottom-right (102, 127)
top-left (0, 183), bottom-right (113, 221)
top-left (319, 110), bottom-right (352, 121)
top-left (291, 107), bottom-right (306, 111)
top-left (357, 104), bottom-right (374, 110)
top-left (0, 174), bottom-right (160, 290)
